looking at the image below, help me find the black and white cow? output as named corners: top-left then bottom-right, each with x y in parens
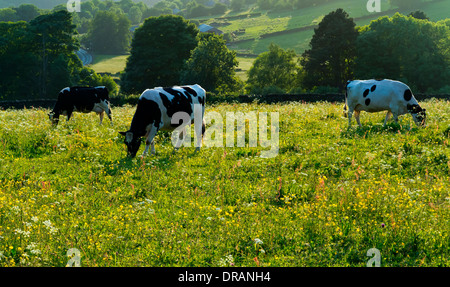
top-left (49, 86), bottom-right (112, 126)
top-left (119, 84), bottom-right (206, 158)
top-left (344, 79), bottom-right (426, 128)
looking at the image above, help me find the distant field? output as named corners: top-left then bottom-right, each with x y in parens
top-left (90, 54), bottom-right (254, 82)
top-left (1, 99), bottom-right (449, 266)
top-left (89, 54), bottom-right (129, 74)
top-left (216, 0), bottom-right (449, 54)
top-left (235, 56), bottom-right (256, 81)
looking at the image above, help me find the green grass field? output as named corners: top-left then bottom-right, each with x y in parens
top-left (89, 54), bottom-right (129, 74)
top-left (1, 99), bottom-right (449, 266)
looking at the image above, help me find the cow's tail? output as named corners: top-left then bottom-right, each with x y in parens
top-left (343, 80), bottom-right (350, 117)
top-left (106, 100), bottom-right (113, 124)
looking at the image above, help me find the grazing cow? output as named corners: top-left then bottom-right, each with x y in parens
top-left (119, 84), bottom-right (206, 158)
top-left (49, 86), bottom-right (112, 126)
top-left (344, 79), bottom-right (426, 128)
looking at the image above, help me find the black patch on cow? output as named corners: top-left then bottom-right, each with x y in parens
top-left (159, 91), bottom-right (193, 127)
top-left (365, 98), bottom-right (371, 106)
top-left (404, 89), bottom-right (412, 101)
top-left (363, 89), bottom-right (370, 98)
top-left (129, 98), bottom-right (161, 138)
top-left (371, 85), bottom-right (376, 92)
top-left (407, 104), bottom-right (422, 113)
top-left (181, 86), bottom-right (197, 97)
top-left (198, 95), bottom-right (205, 106)
top-left (163, 87), bottom-right (193, 104)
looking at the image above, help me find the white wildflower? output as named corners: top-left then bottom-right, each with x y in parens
top-left (43, 220), bottom-right (58, 234)
top-left (11, 205), bottom-right (20, 214)
top-left (218, 254), bottom-right (234, 267)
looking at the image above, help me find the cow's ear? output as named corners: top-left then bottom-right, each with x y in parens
top-left (406, 104), bottom-right (412, 111)
top-left (119, 131), bottom-right (127, 136)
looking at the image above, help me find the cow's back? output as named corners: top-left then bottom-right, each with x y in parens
top-left (136, 85), bottom-right (205, 131)
top-left (347, 79), bottom-right (417, 113)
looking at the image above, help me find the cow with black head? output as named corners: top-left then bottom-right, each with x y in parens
top-left (119, 84), bottom-right (206, 157)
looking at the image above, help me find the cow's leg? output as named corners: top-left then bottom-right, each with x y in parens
top-left (354, 110), bottom-right (362, 127)
top-left (347, 110), bottom-right (353, 128)
top-left (99, 111), bottom-right (104, 125)
top-left (107, 108), bottom-right (112, 125)
top-left (383, 111), bottom-right (392, 127)
top-left (150, 140), bottom-right (156, 155)
top-left (393, 113), bottom-right (399, 124)
top-left (143, 125), bottom-right (158, 156)
top-left (194, 118), bottom-right (206, 152)
top-left (66, 110), bottom-right (73, 122)
top-left (173, 125), bottom-right (188, 154)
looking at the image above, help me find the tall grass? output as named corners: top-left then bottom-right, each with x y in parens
top-left (0, 99), bottom-right (449, 266)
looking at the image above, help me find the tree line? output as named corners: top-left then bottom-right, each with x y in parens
top-left (1, 8), bottom-right (449, 101)
top-left (0, 0), bottom-right (438, 56)
top-left (0, 10), bottom-right (116, 101)
top-left (120, 10), bottom-right (450, 96)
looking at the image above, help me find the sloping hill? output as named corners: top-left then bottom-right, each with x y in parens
top-left (0, 0), bottom-right (162, 9)
top-left (207, 0), bottom-right (450, 55)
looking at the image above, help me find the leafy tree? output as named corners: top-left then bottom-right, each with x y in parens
top-left (408, 10), bottom-right (429, 20)
top-left (0, 21), bottom-right (39, 100)
top-left (230, 0), bottom-right (244, 12)
top-left (29, 10), bottom-right (80, 98)
top-left (180, 33), bottom-right (241, 93)
top-left (246, 43), bottom-right (298, 94)
top-left (120, 15), bottom-right (198, 94)
top-left (209, 2), bottom-right (227, 15)
top-left (142, 7), bottom-right (172, 18)
top-left (300, 8), bottom-right (358, 90)
top-left (75, 66), bottom-right (118, 95)
top-left (0, 9), bottom-right (115, 100)
top-left (85, 10), bottom-right (131, 54)
top-left (128, 6), bottom-right (143, 24)
top-left (0, 8), bottom-right (17, 21)
top-left (355, 13), bottom-right (450, 93)
top-left (186, 3), bottom-right (210, 18)
top-left (117, 0), bottom-right (134, 13)
top-left (0, 10), bottom-right (84, 100)
top-left (14, 4), bottom-right (41, 21)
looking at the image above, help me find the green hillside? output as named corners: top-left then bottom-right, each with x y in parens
top-left (86, 0), bottom-right (449, 77)
top-left (211, 0), bottom-right (450, 55)
top-left (0, 0), bottom-right (162, 9)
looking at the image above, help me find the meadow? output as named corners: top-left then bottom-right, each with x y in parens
top-left (0, 99), bottom-right (449, 267)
